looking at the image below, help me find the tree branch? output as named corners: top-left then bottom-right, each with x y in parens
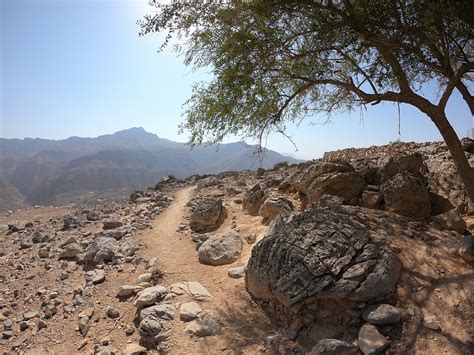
top-left (336, 49), bottom-right (379, 95)
top-left (456, 81), bottom-right (474, 115)
top-left (438, 61), bottom-right (474, 110)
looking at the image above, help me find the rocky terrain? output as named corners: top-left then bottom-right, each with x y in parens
top-left (0, 139), bottom-right (473, 354)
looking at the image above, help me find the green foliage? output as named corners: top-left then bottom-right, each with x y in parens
top-left (139, 0), bottom-right (473, 146)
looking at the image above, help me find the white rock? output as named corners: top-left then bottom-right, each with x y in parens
top-left (134, 285), bottom-right (168, 308)
top-left (228, 266), bottom-right (246, 279)
top-left (136, 272), bottom-right (153, 284)
top-left (117, 285), bottom-right (141, 297)
top-left (179, 302), bottom-right (202, 322)
top-left (124, 343), bottom-right (146, 355)
top-left (188, 282), bottom-right (212, 301)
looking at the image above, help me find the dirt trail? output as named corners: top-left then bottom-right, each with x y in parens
top-left (140, 186), bottom-right (275, 354)
top-left (141, 186), bottom-right (197, 276)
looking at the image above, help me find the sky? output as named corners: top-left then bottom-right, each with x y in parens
top-left (1, 0), bottom-right (473, 159)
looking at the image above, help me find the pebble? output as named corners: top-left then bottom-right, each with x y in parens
top-left (244, 234), bottom-right (257, 244)
top-left (228, 266), bottom-right (246, 279)
top-left (423, 312), bottom-right (441, 331)
top-left (362, 304), bottom-right (402, 325)
top-left (105, 307), bottom-right (120, 319)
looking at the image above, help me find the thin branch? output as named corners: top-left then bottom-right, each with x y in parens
top-left (337, 49), bottom-right (379, 94)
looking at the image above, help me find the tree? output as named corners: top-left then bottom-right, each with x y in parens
top-left (140, 0), bottom-right (474, 207)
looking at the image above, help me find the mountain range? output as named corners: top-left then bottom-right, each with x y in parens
top-left (0, 128), bottom-right (300, 210)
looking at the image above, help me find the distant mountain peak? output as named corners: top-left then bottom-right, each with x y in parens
top-left (111, 127), bottom-right (155, 137)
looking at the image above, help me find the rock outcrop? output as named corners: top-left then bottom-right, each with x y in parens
top-left (246, 203), bottom-right (401, 308)
top-left (293, 162), bottom-right (365, 207)
top-left (381, 173), bottom-right (431, 219)
top-left (323, 139), bottom-right (474, 214)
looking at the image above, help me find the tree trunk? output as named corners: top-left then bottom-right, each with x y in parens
top-left (429, 109), bottom-right (474, 213)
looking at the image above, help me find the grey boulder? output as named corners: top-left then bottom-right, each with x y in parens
top-left (83, 236), bottom-right (119, 265)
top-left (242, 184), bottom-right (266, 216)
top-left (187, 197), bottom-right (224, 232)
top-left (382, 172), bottom-right (431, 219)
top-left (198, 229), bottom-right (242, 266)
top-left (259, 196), bottom-right (294, 224)
top-left (185, 314), bottom-right (220, 337)
top-left (179, 302), bottom-right (202, 321)
top-left (246, 203), bottom-right (401, 308)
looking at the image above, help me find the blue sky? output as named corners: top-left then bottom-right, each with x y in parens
top-left (1, 0), bottom-right (473, 159)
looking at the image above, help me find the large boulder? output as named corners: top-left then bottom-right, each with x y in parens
top-left (198, 229), bottom-right (242, 266)
top-left (259, 196), bottom-right (294, 224)
top-left (187, 197), bottom-right (224, 232)
top-left (376, 153), bottom-right (425, 183)
top-left (242, 184), bottom-right (265, 216)
top-left (382, 172), bottom-right (431, 219)
top-left (246, 203), bottom-right (401, 308)
top-left (293, 162), bottom-right (365, 207)
top-left (423, 151), bottom-right (474, 214)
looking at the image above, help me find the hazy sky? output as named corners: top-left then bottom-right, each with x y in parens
top-left (1, 0), bottom-right (473, 159)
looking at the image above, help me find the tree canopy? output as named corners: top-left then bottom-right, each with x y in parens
top-left (140, 0), bottom-right (473, 144)
top-left (140, 0), bottom-right (474, 204)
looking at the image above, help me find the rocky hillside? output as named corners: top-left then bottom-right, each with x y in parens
top-left (322, 138), bottom-right (474, 214)
top-left (0, 128), bottom-right (300, 210)
top-left (0, 139), bottom-right (472, 354)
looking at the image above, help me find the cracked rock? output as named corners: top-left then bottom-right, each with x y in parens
top-left (187, 197), bottom-right (224, 232)
top-left (246, 203), bottom-right (401, 308)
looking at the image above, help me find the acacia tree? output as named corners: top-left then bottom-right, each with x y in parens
top-left (140, 0), bottom-right (474, 206)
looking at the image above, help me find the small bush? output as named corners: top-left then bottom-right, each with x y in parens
top-left (273, 161), bottom-right (289, 170)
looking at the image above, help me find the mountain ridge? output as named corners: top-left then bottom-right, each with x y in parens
top-left (0, 128), bottom-right (301, 209)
